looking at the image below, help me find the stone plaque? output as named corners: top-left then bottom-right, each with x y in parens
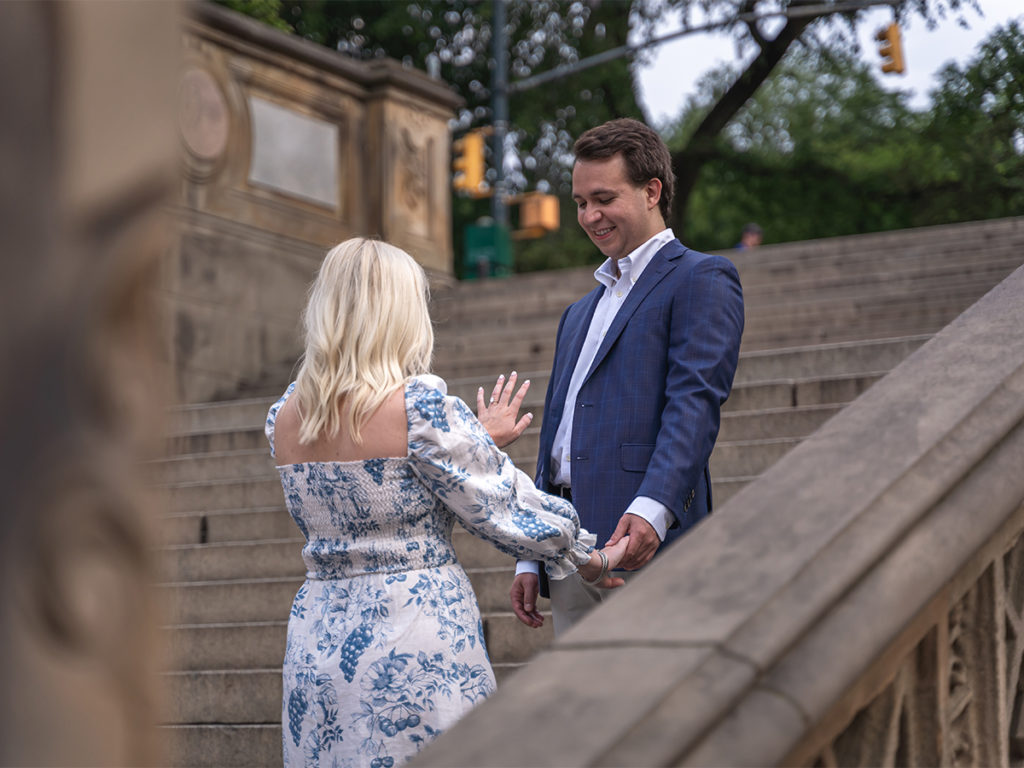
top-left (178, 68), bottom-right (229, 160)
top-left (247, 96), bottom-right (339, 209)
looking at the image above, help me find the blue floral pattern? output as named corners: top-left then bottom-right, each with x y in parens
top-left (267, 375), bottom-right (594, 767)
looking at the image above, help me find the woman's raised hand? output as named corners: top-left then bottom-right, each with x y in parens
top-left (476, 371), bottom-right (532, 448)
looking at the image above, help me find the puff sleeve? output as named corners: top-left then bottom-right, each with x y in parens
top-left (406, 375), bottom-right (593, 580)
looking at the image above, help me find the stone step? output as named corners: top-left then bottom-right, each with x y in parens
top-left (483, 611), bottom-right (554, 664)
top-left (713, 476), bottom-right (755, 506)
top-left (738, 255), bottom-right (1020, 303)
top-left (161, 724), bottom-right (281, 768)
top-left (163, 669), bottom-right (280, 724)
top-left (159, 539), bottom-right (304, 582)
top-left (432, 316), bottom-right (931, 381)
top-left (169, 396), bottom-right (275, 435)
top-left (161, 577), bottom-right (301, 624)
top-left (161, 608), bottom-right (539, 674)
top-left (709, 437), bottom-right (803, 479)
top-left (152, 448), bottom-right (277, 485)
top-left (160, 529), bottom-right (517, 582)
top-left (164, 621), bottom-right (287, 671)
top-left (167, 426), bottom-right (265, 456)
top-left (435, 247), bottom-right (1021, 327)
top-left (445, 367), bottom-right (885, 421)
top-left (161, 476), bottom-right (284, 513)
top-left (161, 566), bottom-right (523, 624)
top-left (433, 328), bottom-right (931, 385)
top-left (452, 529), bottom-right (517, 569)
top-left (718, 404), bottom-right (842, 442)
top-left (160, 506), bottom-right (296, 546)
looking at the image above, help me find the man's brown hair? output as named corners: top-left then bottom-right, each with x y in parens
top-left (573, 118), bottom-right (675, 222)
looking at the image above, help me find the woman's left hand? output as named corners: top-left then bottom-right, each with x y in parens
top-left (476, 371), bottom-right (532, 448)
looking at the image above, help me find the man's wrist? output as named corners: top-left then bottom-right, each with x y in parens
top-left (515, 560), bottom-right (540, 576)
top-left (624, 496), bottom-right (671, 541)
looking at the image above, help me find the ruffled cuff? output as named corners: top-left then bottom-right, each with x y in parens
top-left (545, 528), bottom-right (596, 581)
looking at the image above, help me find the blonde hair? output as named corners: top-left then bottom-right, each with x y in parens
top-left (294, 238), bottom-right (433, 444)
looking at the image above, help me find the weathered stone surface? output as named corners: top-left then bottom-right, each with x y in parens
top-left (413, 647), bottom-right (707, 767)
top-left (0, 1), bottom-right (178, 764)
top-left (411, 267), bottom-right (1024, 766)
top-left (171, 4), bottom-right (461, 403)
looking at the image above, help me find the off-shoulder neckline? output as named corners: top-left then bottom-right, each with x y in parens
top-left (270, 375), bottom-right (444, 469)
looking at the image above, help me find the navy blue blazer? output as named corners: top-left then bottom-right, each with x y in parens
top-left (535, 238), bottom-right (744, 553)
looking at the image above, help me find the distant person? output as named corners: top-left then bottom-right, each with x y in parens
top-left (736, 222), bottom-right (763, 250)
top-left (510, 118), bottom-right (745, 635)
top-left (266, 237), bottom-right (629, 767)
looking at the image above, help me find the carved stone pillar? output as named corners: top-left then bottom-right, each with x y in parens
top-left (0, 1), bottom-right (179, 764)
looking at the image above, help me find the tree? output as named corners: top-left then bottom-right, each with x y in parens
top-left (631, 0), bottom-right (982, 236)
top-left (217, 0), bottom-right (644, 272)
top-left (923, 19), bottom-right (1024, 221)
top-left (658, 19), bottom-right (1024, 251)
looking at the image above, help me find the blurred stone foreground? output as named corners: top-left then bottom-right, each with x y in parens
top-left (0, 1), bottom-right (180, 764)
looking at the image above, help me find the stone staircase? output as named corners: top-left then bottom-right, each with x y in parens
top-left (155, 216), bottom-right (1024, 766)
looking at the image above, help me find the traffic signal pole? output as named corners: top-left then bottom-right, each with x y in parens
top-left (491, 0), bottom-right (509, 231)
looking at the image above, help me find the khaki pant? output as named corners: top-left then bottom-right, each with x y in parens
top-left (548, 570), bottom-right (640, 637)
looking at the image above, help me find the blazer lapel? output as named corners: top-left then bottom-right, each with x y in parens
top-left (551, 286), bottom-right (603, 412)
top-left (582, 241), bottom-right (684, 384)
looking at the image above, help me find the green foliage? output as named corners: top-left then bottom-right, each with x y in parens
top-left (923, 19), bottom-right (1024, 221)
top-left (217, 0), bottom-right (291, 32)
top-left (664, 21), bottom-right (1024, 252)
top-left (215, 0), bottom-right (639, 272)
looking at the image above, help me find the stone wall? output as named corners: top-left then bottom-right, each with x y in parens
top-left (168, 4), bottom-right (461, 403)
top-left (0, 1), bottom-right (179, 763)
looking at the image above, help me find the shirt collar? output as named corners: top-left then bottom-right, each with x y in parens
top-left (594, 228), bottom-right (675, 289)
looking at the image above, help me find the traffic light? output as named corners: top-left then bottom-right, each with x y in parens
top-left (520, 192), bottom-right (559, 232)
top-left (452, 130), bottom-right (487, 196)
top-left (875, 23), bottom-right (905, 75)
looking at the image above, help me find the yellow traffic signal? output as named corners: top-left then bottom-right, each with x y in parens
top-left (453, 130), bottom-right (487, 196)
top-left (511, 192), bottom-right (560, 240)
top-left (520, 192), bottom-right (559, 232)
top-left (875, 23), bottom-right (905, 75)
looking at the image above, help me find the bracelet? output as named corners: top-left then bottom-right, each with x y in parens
top-left (582, 549), bottom-right (609, 585)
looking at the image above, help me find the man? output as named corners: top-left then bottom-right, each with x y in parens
top-left (737, 222), bottom-right (763, 250)
top-left (510, 118), bottom-right (745, 635)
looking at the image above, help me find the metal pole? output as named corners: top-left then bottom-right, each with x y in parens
top-left (491, 0), bottom-right (508, 231)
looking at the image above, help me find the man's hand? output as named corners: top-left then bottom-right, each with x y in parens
top-left (605, 513), bottom-right (660, 570)
top-left (477, 371), bottom-right (532, 448)
top-left (510, 572), bottom-right (543, 628)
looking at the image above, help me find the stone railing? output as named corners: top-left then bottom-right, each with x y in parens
top-left (412, 265), bottom-right (1024, 767)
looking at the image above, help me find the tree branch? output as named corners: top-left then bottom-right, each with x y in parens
top-left (669, 7), bottom-right (819, 234)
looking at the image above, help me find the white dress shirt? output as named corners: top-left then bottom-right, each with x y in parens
top-left (516, 229), bottom-right (676, 577)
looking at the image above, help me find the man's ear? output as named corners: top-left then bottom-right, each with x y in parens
top-left (645, 178), bottom-right (663, 211)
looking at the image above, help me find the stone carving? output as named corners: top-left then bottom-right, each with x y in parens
top-left (808, 527), bottom-right (1024, 767)
top-left (178, 67), bottom-right (229, 162)
top-left (399, 126), bottom-right (428, 215)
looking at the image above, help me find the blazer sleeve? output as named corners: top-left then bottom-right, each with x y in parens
top-left (638, 255), bottom-right (744, 521)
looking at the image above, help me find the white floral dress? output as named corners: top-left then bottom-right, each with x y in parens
top-left (266, 374), bottom-right (594, 768)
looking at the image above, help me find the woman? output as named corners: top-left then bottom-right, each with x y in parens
top-left (266, 238), bottom-right (628, 767)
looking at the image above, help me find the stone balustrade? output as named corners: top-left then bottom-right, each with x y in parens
top-left (412, 265), bottom-right (1024, 767)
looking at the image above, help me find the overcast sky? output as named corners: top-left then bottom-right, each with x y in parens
top-left (635, 0), bottom-right (1023, 126)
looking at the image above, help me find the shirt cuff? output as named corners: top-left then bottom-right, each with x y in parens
top-left (515, 560), bottom-right (541, 576)
top-left (625, 496), bottom-right (671, 541)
